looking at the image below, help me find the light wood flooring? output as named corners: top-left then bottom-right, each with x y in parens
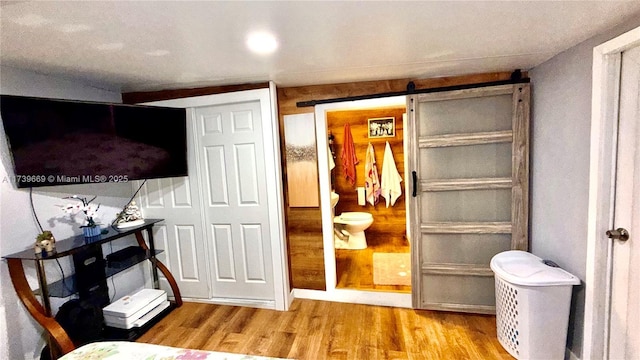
top-left (138, 299), bottom-right (513, 359)
top-left (336, 233), bottom-right (411, 292)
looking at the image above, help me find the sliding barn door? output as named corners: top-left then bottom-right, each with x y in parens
top-left (408, 84), bottom-right (530, 314)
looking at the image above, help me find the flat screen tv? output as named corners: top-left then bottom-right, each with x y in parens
top-left (1, 95), bottom-right (188, 188)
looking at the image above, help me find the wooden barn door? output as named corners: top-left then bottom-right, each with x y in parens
top-left (408, 84), bottom-right (530, 313)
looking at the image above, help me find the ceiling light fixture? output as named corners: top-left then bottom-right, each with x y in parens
top-left (246, 31), bottom-right (278, 55)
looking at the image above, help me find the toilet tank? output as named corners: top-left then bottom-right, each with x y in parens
top-left (339, 212), bottom-right (372, 221)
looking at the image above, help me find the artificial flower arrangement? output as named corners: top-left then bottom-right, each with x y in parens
top-left (61, 195), bottom-right (101, 236)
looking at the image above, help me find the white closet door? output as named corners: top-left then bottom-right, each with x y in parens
top-left (136, 112), bottom-right (210, 299)
top-left (194, 101), bottom-right (275, 301)
top-left (408, 84), bottom-right (530, 314)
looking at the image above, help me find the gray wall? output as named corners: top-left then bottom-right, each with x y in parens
top-left (530, 18), bottom-right (640, 359)
top-left (0, 66), bottom-right (146, 359)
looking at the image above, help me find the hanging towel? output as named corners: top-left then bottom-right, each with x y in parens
top-left (364, 142), bottom-right (381, 206)
top-left (328, 145), bottom-right (335, 170)
top-left (341, 122), bottom-right (358, 186)
top-left (381, 141), bottom-right (403, 207)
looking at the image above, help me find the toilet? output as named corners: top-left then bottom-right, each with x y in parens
top-left (333, 212), bottom-right (374, 250)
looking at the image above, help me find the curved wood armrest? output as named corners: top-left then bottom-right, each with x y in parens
top-left (6, 259), bottom-right (75, 355)
top-left (135, 232), bottom-right (183, 306)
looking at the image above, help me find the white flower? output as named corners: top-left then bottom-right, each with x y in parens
top-left (60, 195), bottom-right (100, 226)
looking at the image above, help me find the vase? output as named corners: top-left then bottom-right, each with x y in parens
top-left (82, 226), bottom-right (101, 241)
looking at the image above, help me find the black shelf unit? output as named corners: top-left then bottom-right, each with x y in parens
top-left (36, 249), bottom-right (163, 298)
top-left (3, 218), bottom-right (183, 355)
top-left (4, 219), bottom-right (164, 261)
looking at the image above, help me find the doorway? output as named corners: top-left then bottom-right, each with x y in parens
top-left (327, 107), bottom-right (409, 293)
top-left (296, 96), bottom-right (411, 308)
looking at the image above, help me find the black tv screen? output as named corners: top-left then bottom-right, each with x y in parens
top-left (1, 95), bottom-right (188, 188)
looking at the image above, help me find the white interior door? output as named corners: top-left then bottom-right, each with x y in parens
top-left (194, 101), bottom-right (275, 301)
top-left (141, 87), bottom-right (289, 311)
top-left (136, 112), bottom-right (210, 299)
top-left (608, 43), bottom-right (640, 360)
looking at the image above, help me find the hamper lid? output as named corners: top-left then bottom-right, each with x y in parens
top-left (490, 250), bottom-right (581, 286)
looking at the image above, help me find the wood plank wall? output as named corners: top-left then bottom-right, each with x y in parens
top-left (328, 107), bottom-right (406, 244)
top-left (122, 71), bottom-right (523, 292)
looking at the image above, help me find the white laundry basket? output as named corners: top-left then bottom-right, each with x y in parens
top-left (490, 251), bottom-right (580, 360)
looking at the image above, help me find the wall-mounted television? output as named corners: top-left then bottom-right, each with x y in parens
top-left (1, 95), bottom-right (188, 188)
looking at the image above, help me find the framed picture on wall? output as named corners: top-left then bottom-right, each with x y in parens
top-left (368, 117), bottom-right (395, 138)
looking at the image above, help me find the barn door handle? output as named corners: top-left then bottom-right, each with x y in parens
top-left (412, 171), bottom-right (417, 197)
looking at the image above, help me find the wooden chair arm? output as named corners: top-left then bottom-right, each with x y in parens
top-left (6, 258), bottom-right (75, 355)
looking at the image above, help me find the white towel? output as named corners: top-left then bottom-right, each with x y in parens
top-left (380, 141), bottom-right (403, 207)
top-left (328, 145), bottom-right (335, 170)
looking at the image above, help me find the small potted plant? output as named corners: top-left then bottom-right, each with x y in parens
top-left (60, 195), bottom-right (101, 239)
top-left (34, 230), bottom-right (56, 254)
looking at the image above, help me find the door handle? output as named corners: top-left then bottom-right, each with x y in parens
top-left (606, 228), bottom-right (629, 241)
top-left (412, 171), bottom-right (417, 197)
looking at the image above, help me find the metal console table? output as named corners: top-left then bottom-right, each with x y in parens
top-left (2, 218), bottom-right (182, 357)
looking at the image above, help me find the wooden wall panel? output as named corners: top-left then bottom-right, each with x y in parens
top-left (328, 107), bottom-right (406, 245)
top-left (287, 207), bottom-right (326, 290)
top-left (122, 82), bottom-right (269, 104)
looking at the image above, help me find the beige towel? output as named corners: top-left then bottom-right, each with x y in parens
top-left (364, 142), bottom-right (381, 206)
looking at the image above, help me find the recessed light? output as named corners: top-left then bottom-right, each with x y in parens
top-left (246, 31), bottom-right (278, 55)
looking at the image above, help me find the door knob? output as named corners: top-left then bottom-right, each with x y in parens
top-left (606, 228), bottom-right (629, 241)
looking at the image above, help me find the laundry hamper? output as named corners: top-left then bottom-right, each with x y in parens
top-left (490, 251), bottom-right (580, 360)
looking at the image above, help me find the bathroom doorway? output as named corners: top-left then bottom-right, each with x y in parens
top-left (311, 96), bottom-right (411, 308)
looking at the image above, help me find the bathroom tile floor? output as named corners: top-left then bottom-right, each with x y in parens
top-left (335, 233), bottom-right (411, 292)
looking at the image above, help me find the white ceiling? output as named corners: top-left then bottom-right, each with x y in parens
top-left (1, 1), bottom-right (639, 93)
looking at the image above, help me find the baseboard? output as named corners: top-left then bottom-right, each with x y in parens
top-left (566, 348), bottom-right (580, 360)
top-left (286, 289), bottom-right (295, 309)
top-left (293, 288), bottom-right (412, 308)
top-left (181, 297), bottom-right (276, 310)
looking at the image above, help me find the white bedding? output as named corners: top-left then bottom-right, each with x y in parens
top-left (59, 341), bottom-right (291, 360)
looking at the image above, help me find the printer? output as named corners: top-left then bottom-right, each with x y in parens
top-left (102, 288), bottom-right (170, 329)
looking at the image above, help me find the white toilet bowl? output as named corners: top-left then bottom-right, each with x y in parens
top-left (333, 212), bottom-right (373, 250)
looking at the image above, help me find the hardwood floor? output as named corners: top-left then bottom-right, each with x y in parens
top-left (138, 299), bottom-right (513, 359)
top-left (336, 233), bottom-right (411, 292)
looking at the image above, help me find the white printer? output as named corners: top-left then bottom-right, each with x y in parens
top-left (103, 288), bottom-right (170, 329)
